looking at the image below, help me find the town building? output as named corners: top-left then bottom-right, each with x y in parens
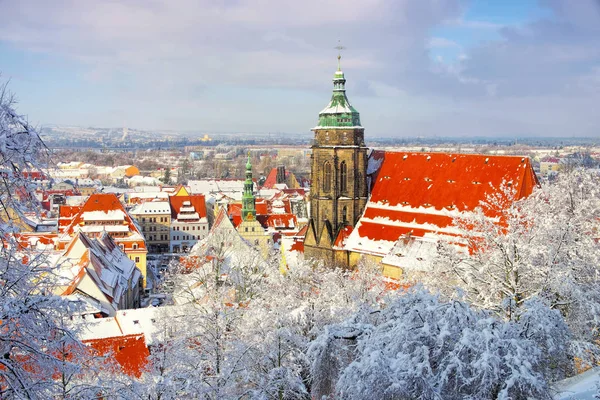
top-left (236, 155), bottom-right (272, 258)
top-left (303, 57), bottom-right (540, 279)
top-left (304, 56), bottom-right (369, 264)
top-left (169, 189), bottom-right (209, 253)
top-left (130, 200), bottom-right (171, 253)
top-left (57, 193), bottom-right (149, 286)
top-left (55, 232), bottom-right (143, 316)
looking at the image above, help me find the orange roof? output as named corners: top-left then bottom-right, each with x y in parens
top-left (333, 225), bottom-right (354, 249)
top-left (368, 151), bottom-right (538, 212)
top-left (345, 151), bottom-right (539, 257)
top-left (169, 194), bottom-right (207, 219)
top-left (60, 194), bottom-right (146, 250)
top-left (255, 198), bottom-right (269, 215)
top-left (257, 213), bottom-right (297, 230)
top-left (262, 168), bottom-right (279, 189)
top-left (83, 334), bottom-right (149, 377)
top-left (227, 203), bottom-right (243, 227)
top-left (14, 232), bottom-right (57, 249)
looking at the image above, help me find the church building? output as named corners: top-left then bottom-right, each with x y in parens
top-left (304, 55), bottom-right (369, 264)
top-left (304, 57), bottom-right (539, 278)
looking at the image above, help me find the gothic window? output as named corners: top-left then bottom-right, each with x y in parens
top-left (340, 161), bottom-right (347, 193)
top-left (323, 162), bottom-right (332, 193)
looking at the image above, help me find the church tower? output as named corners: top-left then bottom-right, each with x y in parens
top-left (241, 153), bottom-right (256, 221)
top-left (304, 55), bottom-right (369, 265)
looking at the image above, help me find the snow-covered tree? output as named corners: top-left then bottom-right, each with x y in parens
top-left (0, 79), bottom-right (107, 398)
top-left (238, 259), bottom-right (389, 398)
top-left (310, 288), bottom-right (555, 400)
top-left (426, 172), bottom-right (600, 364)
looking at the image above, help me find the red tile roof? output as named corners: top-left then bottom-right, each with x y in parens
top-left (169, 194), bottom-right (207, 219)
top-left (345, 151), bottom-right (539, 257)
top-left (333, 225), bottom-right (354, 249)
top-left (59, 194), bottom-right (146, 251)
top-left (262, 168), bottom-right (279, 189)
top-left (256, 213), bottom-right (297, 230)
top-left (83, 334), bottom-right (149, 377)
top-left (368, 151), bottom-right (538, 213)
top-left (255, 198), bottom-right (269, 215)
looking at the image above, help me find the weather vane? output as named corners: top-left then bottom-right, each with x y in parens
top-left (335, 40), bottom-right (346, 70)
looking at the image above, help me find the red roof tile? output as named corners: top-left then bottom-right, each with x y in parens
top-left (83, 334), bottom-right (149, 377)
top-left (346, 151), bottom-right (539, 257)
top-left (256, 213), bottom-right (297, 230)
top-left (262, 168), bottom-right (279, 189)
top-left (333, 225), bottom-right (354, 249)
top-left (169, 194), bottom-right (207, 219)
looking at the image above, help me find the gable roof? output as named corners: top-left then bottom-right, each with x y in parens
top-left (58, 232), bottom-right (141, 313)
top-left (262, 168), bottom-right (279, 189)
top-left (169, 194), bottom-right (207, 220)
top-left (60, 193), bottom-right (146, 248)
top-left (344, 151), bottom-right (539, 260)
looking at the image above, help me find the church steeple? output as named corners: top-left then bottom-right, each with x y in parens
top-left (304, 52), bottom-right (369, 266)
top-left (316, 54), bottom-right (362, 129)
top-left (241, 153), bottom-right (256, 221)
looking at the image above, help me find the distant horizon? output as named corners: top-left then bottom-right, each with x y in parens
top-left (2, 0), bottom-right (599, 137)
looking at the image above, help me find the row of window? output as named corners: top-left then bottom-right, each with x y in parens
top-left (173, 225), bottom-right (206, 231)
top-left (322, 161), bottom-right (348, 193)
top-left (141, 217), bottom-right (169, 223)
top-left (147, 234), bottom-right (169, 241)
top-left (119, 243), bottom-right (139, 250)
top-left (142, 225), bottom-right (168, 232)
top-left (173, 235), bottom-right (201, 241)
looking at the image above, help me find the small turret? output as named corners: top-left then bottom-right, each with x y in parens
top-left (241, 152), bottom-right (256, 221)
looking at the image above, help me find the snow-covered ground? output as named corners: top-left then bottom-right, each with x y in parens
top-left (554, 367), bottom-right (600, 400)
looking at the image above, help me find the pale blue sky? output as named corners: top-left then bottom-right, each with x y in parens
top-left (1, 0), bottom-right (599, 137)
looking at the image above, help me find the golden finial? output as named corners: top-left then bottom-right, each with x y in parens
top-left (335, 40), bottom-right (346, 71)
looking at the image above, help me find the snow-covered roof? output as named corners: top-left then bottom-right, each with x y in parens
top-left (188, 179), bottom-right (252, 195)
top-left (343, 151), bottom-right (539, 268)
top-left (130, 201), bottom-right (171, 215)
top-left (82, 210), bottom-right (125, 221)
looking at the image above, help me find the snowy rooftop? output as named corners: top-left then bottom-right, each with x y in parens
top-left (130, 201), bottom-right (171, 214)
top-left (82, 210), bottom-right (125, 221)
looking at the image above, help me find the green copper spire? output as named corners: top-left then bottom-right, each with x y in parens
top-left (315, 53), bottom-right (362, 129)
top-left (242, 152), bottom-right (256, 221)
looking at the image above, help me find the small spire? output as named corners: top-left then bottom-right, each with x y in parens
top-left (335, 40), bottom-right (345, 71)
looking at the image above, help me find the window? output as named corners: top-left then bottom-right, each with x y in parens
top-left (142, 218), bottom-right (146, 222)
top-left (133, 244), bottom-right (138, 250)
top-left (245, 227), bottom-right (248, 232)
top-left (323, 162), bottom-right (332, 192)
top-left (135, 257), bottom-right (140, 263)
top-left (254, 239), bottom-right (259, 245)
top-left (340, 161), bottom-right (347, 192)
top-left (119, 244), bottom-right (124, 250)
top-left (342, 206), bottom-right (348, 224)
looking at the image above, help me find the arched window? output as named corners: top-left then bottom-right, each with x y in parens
top-left (340, 161), bottom-right (347, 193)
top-left (323, 162), bottom-right (332, 193)
top-left (342, 206), bottom-right (348, 224)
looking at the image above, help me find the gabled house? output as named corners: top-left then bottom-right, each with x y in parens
top-left (56, 232), bottom-right (142, 316)
top-left (57, 193), bottom-right (149, 286)
top-left (169, 194), bottom-right (209, 253)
